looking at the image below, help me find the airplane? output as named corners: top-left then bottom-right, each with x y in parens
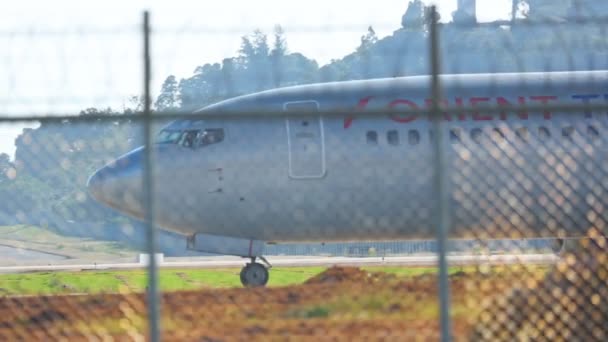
top-left (87, 70), bottom-right (608, 287)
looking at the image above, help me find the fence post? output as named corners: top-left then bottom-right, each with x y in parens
top-left (142, 10), bottom-right (161, 342)
top-left (428, 6), bottom-right (452, 342)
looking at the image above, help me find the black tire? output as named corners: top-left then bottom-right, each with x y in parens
top-left (551, 238), bottom-right (565, 255)
top-left (240, 263), bottom-right (269, 287)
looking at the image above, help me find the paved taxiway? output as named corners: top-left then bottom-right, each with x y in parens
top-left (0, 253), bottom-right (558, 273)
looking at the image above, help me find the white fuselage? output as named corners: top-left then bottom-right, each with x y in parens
top-left (88, 71), bottom-right (608, 243)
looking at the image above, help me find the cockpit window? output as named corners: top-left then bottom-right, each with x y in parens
top-left (157, 130), bottom-right (182, 144)
top-left (157, 128), bottom-right (225, 148)
top-left (197, 129), bottom-right (225, 146)
top-left (179, 130), bottom-right (199, 148)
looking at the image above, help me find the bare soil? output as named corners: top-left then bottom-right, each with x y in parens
top-left (0, 251), bottom-right (605, 341)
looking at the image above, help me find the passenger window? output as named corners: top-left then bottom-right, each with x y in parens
top-left (588, 125), bottom-right (600, 140)
top-left (562, 126), bottom-right (574, 141)
top-left (450, 129), bottom-right (462, 144)
top-left (491, 128), bottom-right (505, 141)
top-left (516, 127), bottom-right (529, 141)
top-left (197, 128), bottom-right (225, 147)
top-left (408, 130), bottom-right (420, 145)
top-left (367, 131), bottom-right (378, 145)
top-left (538, 126), bottom-right (551, 141)
top-left (387, 130), bottom-right (399, 145)
top-left (470, 128), bottom-right (482, 144)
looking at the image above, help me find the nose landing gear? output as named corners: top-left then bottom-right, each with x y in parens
top-left (240, 257), bottom-right (271, 287)
top-left (551, 238), bottom-right (566, 255)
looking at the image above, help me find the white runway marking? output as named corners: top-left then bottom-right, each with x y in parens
top-left (0, 253), bottom-right (558, 273)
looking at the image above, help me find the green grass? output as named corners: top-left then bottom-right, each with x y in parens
top-left (0, 225), bottom-right (137, 257)
top-left (0, 265), bottom-right (548, 296)
top-left (0, 267), bottom-right (328, 295)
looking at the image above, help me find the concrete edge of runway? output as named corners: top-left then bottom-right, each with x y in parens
top-left (0, 253), bottom-right (559, 274)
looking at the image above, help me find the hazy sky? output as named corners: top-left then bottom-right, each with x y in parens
top-left (0, 0), bottom-right (512, 157)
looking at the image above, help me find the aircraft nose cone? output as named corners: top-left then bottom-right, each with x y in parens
top-left (87, 163), bottom-right (124, 207)
top-left (87, 166), bottom-right (114, 203)
top-left (87, 147), bottom-right (145, 215)
top-left (86, 168), bottom-right (104, 200)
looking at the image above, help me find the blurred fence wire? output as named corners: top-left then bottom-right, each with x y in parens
top-left (1, 4), bottom-right (608, 341)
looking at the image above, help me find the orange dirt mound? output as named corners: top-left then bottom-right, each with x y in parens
top-left (0, 264), bottom-right (579, 341)
top-left (304, 266), bottom-right (396, 285)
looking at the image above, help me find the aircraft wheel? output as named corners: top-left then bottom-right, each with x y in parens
top-left (550, 238), bottom-right (585, 255)
top-left (551, 238), bottom-right (565, 255)
top-left (240, 262), bottom-right (269, 287)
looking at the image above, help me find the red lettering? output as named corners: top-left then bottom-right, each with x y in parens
top-left (496, 97), bottom-right (509, 120)
top-left (344, 96), bottom-right (373, 129)
top-left (470, 97), bottom-right (492, 121)
top-left (517, 96), bottom-right (529, 120)
top-left (496, 96), bottom-right (529, 120)
top-left (388, 99), bottom-right (418, 123)
top-left (454, 98), bottom-right (466, 121)
top-left (530, 95), bottom-right (558, 119)
top-left (344, 95), bottom-right (555, 129)
top-left (424, 99), bottom-right (453, 121)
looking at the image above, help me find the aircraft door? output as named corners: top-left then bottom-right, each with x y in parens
top-left (284, 101), bottom-right (326, 179)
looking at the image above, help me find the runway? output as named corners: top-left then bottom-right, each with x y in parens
top-left (0, 253), bottom-right (558, 273)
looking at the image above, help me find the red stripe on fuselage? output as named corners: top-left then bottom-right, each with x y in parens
top-left (344, 96), bottom-right (374, 129)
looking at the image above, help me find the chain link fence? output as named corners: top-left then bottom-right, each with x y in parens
top-left (1, 3), bottom-right (608, 341)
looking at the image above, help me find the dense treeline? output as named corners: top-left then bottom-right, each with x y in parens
top-left (162, 0), bottom-right (608, 111)
top-left (175, 27), bottom-right (319, 111)
top-left (0, 108), bottom-right (141, 236)
top-left (1, 0), bottom-right (608, 251)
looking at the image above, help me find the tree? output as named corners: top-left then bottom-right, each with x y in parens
top-left (237, 30), bottom-right (272, 90)
top-left (178, 64), bottom-right (224, 110)
top-left (401, 0), bottom-right (426, 29)
top-left (222, 58), bottom-right (236, 97)
top-left (0, 153), bottom-right (12, 182)
top-left (525, 0), bottom-right (571, 20)
top-left (238, 36), bottom-right (256, 65)
top-left (155, 75), bottom-right (179, 111)
top-left (401, 0), bottom-right (440, 32)
top-left (424, 5), bottom-right (441, 27)
top-left (252, 29), bottom-right (270, 58)
top-left (253, 30), bottom-right (272, 89)
top-left (127, 95), bottom-right (146, 112)
top-left (271, 25), bottom-right (288, 87)
top-left (271, 25), bottom-right (288, 57)
top-left (356, 26), bottom-right (379, 79)
top-left (357, 26), bottom-right (378, 53)
top-left (280, 53), bottom-right (319, 85)
top-left (236, 30), bottom-right (272, 90)
top-left (452, 2), bottom-right (476, 23)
